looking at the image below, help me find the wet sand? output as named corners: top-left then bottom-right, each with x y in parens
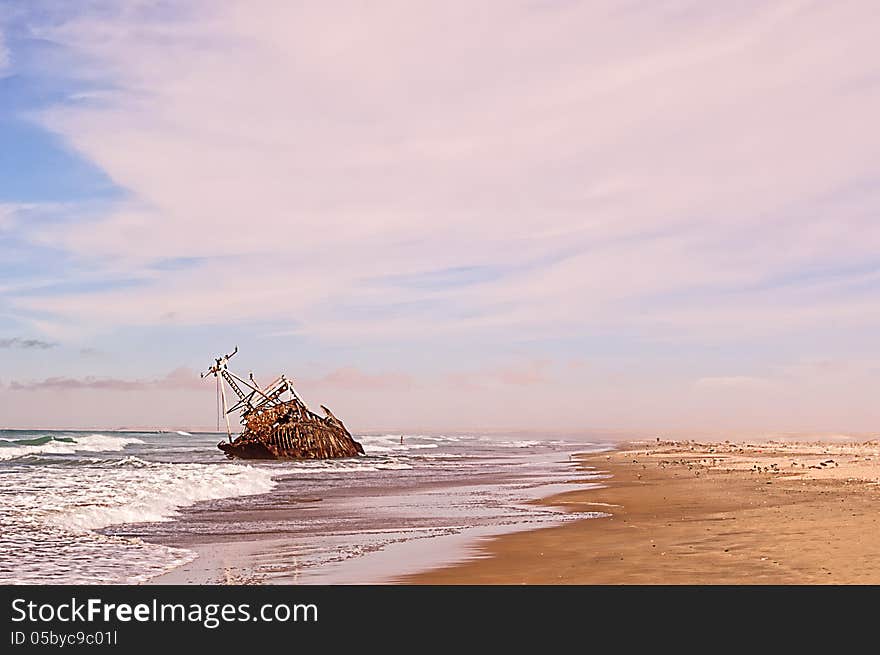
top-left (142, 440), bottom-right (607, 585)
top-left (407, 439), bottom-right (880, 584)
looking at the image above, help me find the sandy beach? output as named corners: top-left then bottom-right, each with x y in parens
top-left (407, 439), bottom-right (880, 584)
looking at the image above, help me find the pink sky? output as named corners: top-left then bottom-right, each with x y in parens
top-left (1, 2), bottom-right (879, 434)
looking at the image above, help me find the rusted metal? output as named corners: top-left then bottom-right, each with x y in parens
top-left (201, 348), bottom-right (364, 460)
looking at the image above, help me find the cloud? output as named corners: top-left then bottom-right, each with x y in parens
top-left (308, 367), bottom-right (415, 390)
top-left (0, 204), bottom-right (20, 232)
top-left (0, 28), bottom-right (8, 76)
top-left (5, 0), bottom-right (876, 346)
top-left (445, 359), bottom-right (552, 390)
top-left (695, 376), bottom-right (774, 390)
top-left (3, 3), bottom-right (880, 431)
top-left (693, 355), bottom-right (880, 402)
top-left (0, 337), bottom-right (57, 349)
top-left (489, 360), bottom-right (551, 386)
top-left (9, 367), bottom-right (203, 391)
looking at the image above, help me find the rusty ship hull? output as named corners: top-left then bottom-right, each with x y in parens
top-left (217, 399), bottom-right (364, 460)
top-left (203, 348), bottom-right (364, 461)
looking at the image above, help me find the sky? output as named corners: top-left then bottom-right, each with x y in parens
top-left (0, 1), bottom-right (879, 434)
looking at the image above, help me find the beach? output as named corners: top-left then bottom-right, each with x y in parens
top-left (408, 439), bottom-right (880, 584)
top-left (6, 429), bottom-right (878, 585)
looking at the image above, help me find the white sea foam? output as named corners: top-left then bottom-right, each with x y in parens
top-left (279, 460), bottom-right (413, 473)
top-left (108, 455), bottom-right (152, 468)
top-left (0, 459), bottom-right (277, 584)
top-left (503, 440), bottom-right (543, 448)
top-left (365, 434), bottom-right (460, 442)
top-left (361, 443), bottom-right (439, 453)
top-left (46, 463), bottom-right (276, 531)
top-left (358, 435), bottom-right (440, 454)
top-left (0, 434), bottom-right (144, 461)
top-left (477, 438), bottom-right (545, 448)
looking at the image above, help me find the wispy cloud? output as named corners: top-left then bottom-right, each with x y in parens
top-left (308, 367), bottom-right (415, 390)
top-left (0, 28), bottom-right (8, 76)
top-left (9, 367), bottom-right (203, 391)
top-left (0, 337), bottom-right (57, 349)
top-left (2, 2), bottom-right (880, 430)
top-left (7, 0), bottom-right (876, 344)
top-left (695, 376), bottom-right (776, 391)
top-left (0, 204), bottom-right (20, 231)
top-left (445, 360), bottom-right (552, 390)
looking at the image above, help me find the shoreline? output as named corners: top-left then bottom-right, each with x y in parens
top-left (142, 442), bottom-right (610, 585)
top-left (405, 439), bottom-right (880, 584)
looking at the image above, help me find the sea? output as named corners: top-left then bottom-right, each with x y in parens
top-left (0, 429), bottom-right (612, 584)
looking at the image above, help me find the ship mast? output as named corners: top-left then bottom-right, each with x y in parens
top-left (201, 347), bottom-right (240, 441)
top-left (202, 347), bottom-right (307, 441)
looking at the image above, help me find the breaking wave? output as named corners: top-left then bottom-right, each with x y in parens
top-left (0, 434), bottom-right (144, 461)
top-left (43, 462), bottom-right (277, 531)
top-left (0, 459), bottom-right (277, 584)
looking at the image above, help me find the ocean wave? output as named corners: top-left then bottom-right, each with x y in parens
top-left (500, 440), bottom-right (543, 448)
top-left (46, 463), bottom-right (277, 531)
top-left (358, 435), bottom-right (440, 454)
top-left (276, 459), bottom-right (414, 474)
top-left (0, 458), bottom-right (277, 584)
top-left (475, 437), bottom-right (545, 448)
top-left (360, 434), bottom-right (459, 444)
top-left (361, 443), bottom-right (439, 453)
top-left (106, 455), bottom-right (154, 468)
top-left (0, 434), bottom-right (144, 461)
top-left (1, 435), bottom-right (75, 446)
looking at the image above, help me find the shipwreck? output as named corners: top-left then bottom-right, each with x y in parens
top-left (202, 348), bottom-right (364, 460)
